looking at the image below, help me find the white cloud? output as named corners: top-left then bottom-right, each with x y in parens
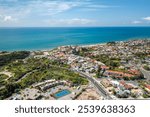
top-left (0, 15), bottom-right (17, 22)
top-left (132, 16), bottom-right (150, 24)
top-left (86, 4), bottom-right (114, 9)
top-left (27, 1), bottom-right (76, 15)
top-left (132, 20), bottom-right (142, 24)
top-left (67, 18), bottom-right (95, 25)
top-left (4, 16), bottom-right (12, 21)
top-left (45, 18), bottom-right (96, 26)
top-left (0, 0), bottom-right (112, 26)
top-left (57, 3), bottom-right (73, 11)
top-left (0, 0), bottom-right (18, 2)
top-left (143, 17), bottom-right (150, 21)
top-left (78, 1), bottom-right (117, 11)
top-left (0, 0), bottom-right (80, 17)
top-left (0, 0), bottom-right (113, 17)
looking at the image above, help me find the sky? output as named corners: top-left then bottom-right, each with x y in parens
top-left (0, 0), bottom-right (150, 27)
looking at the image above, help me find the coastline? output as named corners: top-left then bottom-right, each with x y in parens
top-left (0, 36), bottom-right (150, 100)
top-left (1, 38), bottom-right (149, 52)
top-left (1, 27), bottom-right (150, 51)
top-left (35, 37), bottom-right (150, 52)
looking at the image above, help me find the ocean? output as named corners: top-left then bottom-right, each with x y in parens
top-left (0, 27), bottom-right (150, 51)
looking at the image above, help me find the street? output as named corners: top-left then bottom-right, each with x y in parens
top-left (129, 61), bottom-right (150, 80)
top-left (140, 67), bottom-right (150, 80)
top-left (77, 71), bottom-right (112, 100)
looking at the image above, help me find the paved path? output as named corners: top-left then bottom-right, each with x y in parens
top-left (16, 70), bottom-right (37, 83)
top-left (129, 61), bottom-right (150, 80)
top-left (76, 71), bottom-right (112, 100)
top-left (140, 67), bottom-right (150, 80)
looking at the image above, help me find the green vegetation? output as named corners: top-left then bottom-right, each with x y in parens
top-left (143, 65), bottom-right (150, 71)
top-left (113, 68), bottom-right (127, 73)
top-left (0, 51), bottom-right (30, 67)
top-left (0, 57), bottom-right (88, 99)
top-left (143, 93), bottom-right (150, 98)
top-left (0, 74), bottom-right (8, 87)
top-left (96, 66), bottom-right (102, 78)
top-left (107, 42), bottom-right (116, 46)
top-left (19, 65), bottom-right (88, 88)
top-left (75, 47), bottom-right (93, 56)
top-left (76, 47), bottom-right (121, 70)
top-left (135, 52), bottom-right (148, 59)
top-left (91, 54), bottom-right (121, 69)
top-left (138, 81), bottom-right (150, 98)
top-left (0, 82), bottom-right (21, 99)
top-left (122, 74), bottom-right (144, 81)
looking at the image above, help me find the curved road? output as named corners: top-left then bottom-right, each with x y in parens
top-left (77, 71), bottom-right (112, 100)
top-left (140, 67), bottom-right (150, 80)
top-left (129, 61), bottom-right (150, 80)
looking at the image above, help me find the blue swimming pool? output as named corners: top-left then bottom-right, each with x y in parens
top-left (54, 89), bottom-right (71, 99)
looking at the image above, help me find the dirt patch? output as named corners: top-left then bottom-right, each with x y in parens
top-left (76, 88), bottom-right (101, 100)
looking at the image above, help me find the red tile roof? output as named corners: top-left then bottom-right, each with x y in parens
top-left (106, 70), bottom-right (134, 78)
top-left (120, 81), bottom-right (133, 90)
top-left (128, 69), bottom-right (140, 75)
top-left (101, 65), bottom-right (109, 70)
top-left (145, 84), bottom-right (150, 90)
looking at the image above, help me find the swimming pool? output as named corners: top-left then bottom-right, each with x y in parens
top-left (54, 89), bottom-right (71, 99)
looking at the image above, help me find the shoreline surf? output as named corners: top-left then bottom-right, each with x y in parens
top-left (0, 27), bottom-right (150, 51)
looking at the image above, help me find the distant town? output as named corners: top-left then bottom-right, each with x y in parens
top-left (0, 39), bottom-right (150, 100)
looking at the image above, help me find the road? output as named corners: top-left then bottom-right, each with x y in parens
top-left (16, 69), bottom-right (38, 83)
top-left (76, 71), bottom-right (112, 100)
top-left (129, 61), bottom-right (150, 80)
top-left (52, 66), bottom-right (112, 99)
top-left (140, 67), bottom-right (150, 80)
top-left (0, 69), bottom-right (39, 90)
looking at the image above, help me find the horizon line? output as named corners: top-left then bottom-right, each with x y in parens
top-left (0, 26), bottom-right (150, 28)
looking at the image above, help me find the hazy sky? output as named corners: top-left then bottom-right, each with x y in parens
top-left (0, 0), bottom-right (150, 27)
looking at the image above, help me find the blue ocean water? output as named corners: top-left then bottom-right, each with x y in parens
top-left (0, 27), bottom-right (150, 51)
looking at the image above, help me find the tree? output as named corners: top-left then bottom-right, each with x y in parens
top-left (96, 66), bottom-right (102, 78)
top-left (143, 65), bottom-right (150, 71)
